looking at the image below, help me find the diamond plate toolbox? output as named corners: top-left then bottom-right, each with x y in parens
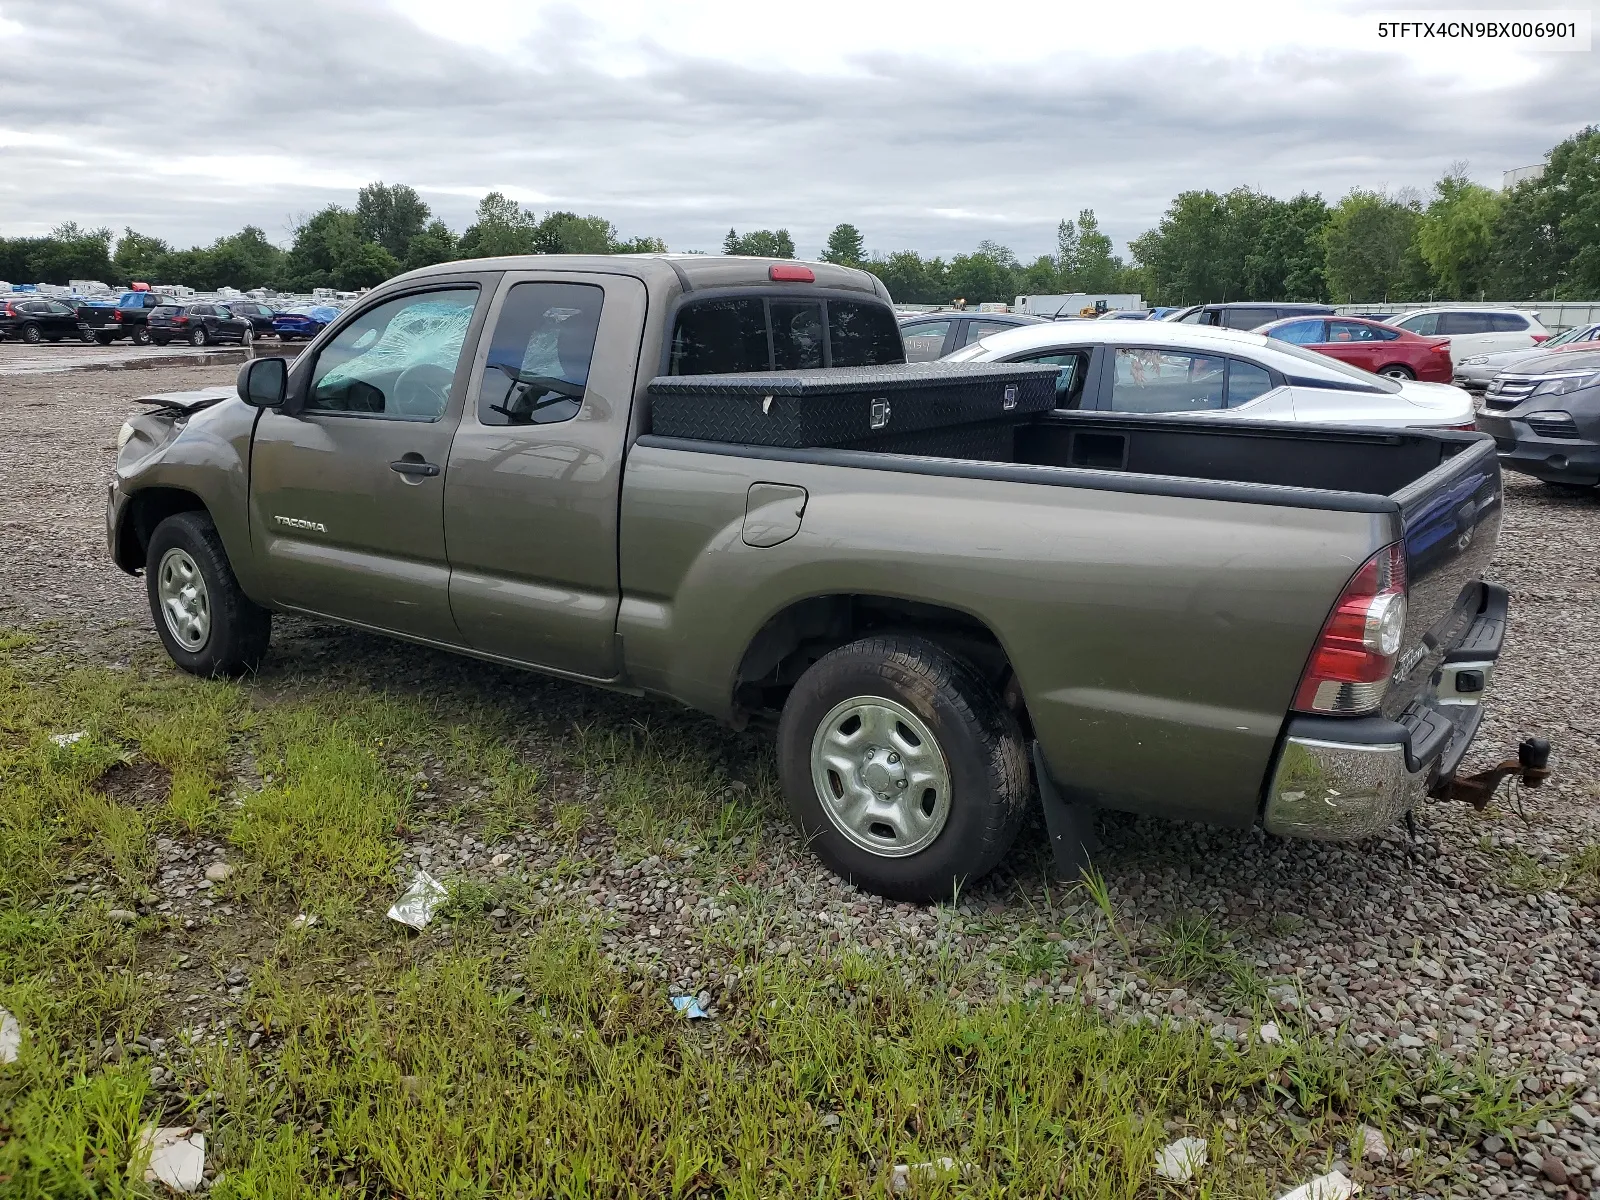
top-left (647, 361), bottom-right (1060, 448)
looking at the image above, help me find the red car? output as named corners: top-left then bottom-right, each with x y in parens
top-left (1258, 315), bottom-right (1454, 383)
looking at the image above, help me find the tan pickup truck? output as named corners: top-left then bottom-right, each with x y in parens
top-left (109, 255), bottom-right (1515, 900)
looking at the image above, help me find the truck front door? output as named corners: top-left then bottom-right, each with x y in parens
top-left (442, 271), bottom-right (647, 679)
top-left (249, 281), bottom-right (488, 644)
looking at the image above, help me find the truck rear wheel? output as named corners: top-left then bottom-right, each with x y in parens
top-left (777, 634), bottom-right (1028, 902)
top-left (132, 326), bottom-right (151, 346)
top-left (95, 332), bottom-right (114, 345)
top-left (145, 512), bottom-right (271, 677)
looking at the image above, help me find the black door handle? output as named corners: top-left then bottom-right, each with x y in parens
top-left (389, 459), bottom-right (441, 477)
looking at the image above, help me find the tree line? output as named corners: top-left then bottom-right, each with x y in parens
top-left (3, 126), bottom-right (1595, 304)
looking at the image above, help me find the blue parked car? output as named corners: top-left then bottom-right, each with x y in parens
top-left (271, 305), bottom-right (340, 341)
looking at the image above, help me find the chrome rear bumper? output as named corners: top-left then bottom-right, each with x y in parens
top-left (1263, 584), bottom-right (1506, 840)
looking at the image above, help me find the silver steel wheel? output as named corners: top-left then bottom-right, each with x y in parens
top-left (1381, 366), bottom-right (1413, 380)
top-left (810, 695), bottom-right (952, 857)
top-left (241, 325), bottom-right (254, 346)
top-left (156, 547), bottom-right (211, 652)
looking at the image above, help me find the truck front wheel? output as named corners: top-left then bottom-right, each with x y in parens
top-left (145, 512), bottom-right (271, 677)
top-left (777, 634), bottom-right (1028, 902)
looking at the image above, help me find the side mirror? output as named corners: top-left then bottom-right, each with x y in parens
top-left (237, 357), bottom-right (287, 408)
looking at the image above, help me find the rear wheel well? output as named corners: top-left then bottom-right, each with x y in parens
top-left (733, 595), bottom-right (1029, 732)
top-left (116, 488), bottom-right (209, 573)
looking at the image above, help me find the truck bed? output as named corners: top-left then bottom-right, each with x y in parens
top-left (623, 414), bottom-right (1500, 827)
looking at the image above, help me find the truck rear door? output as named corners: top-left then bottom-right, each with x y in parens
top-left (442, 270), bottom-right (648, 679)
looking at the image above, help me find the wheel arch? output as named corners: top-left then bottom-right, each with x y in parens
top-left (732, 592), bottom-right (1030, 731)
top-left (114, 487), bottom-right (210, 574)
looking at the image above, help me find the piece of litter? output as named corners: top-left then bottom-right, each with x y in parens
top-left (289, 913), bottom-right (318, 930)
top-left (204, 862), bottom-right (234, 883)
top-left (387, 870), bottom-right (447, 930)
top-left (1257, 1021), bottom-right (1284, 1045)
top-left (50, 731), bottom-right (87, 747)
top-left (671, 996), bottom-right (708, 1019)
top-left (1154, 1136), bottom-right (1208, 1182)
top-left (891, 1159), bottom-right (966, 1193)
top-left (1355, 1124), bottom-right (1388, 1162)
top-left (136, 1125), bottom-right (206, 1192)
top-left (0, 1005), bottom-right (20, 1065)
top-left (1276, 1170), bottom-right (1357, 1200)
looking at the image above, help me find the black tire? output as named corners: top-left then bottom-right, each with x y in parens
top-left (777, 634), bottom-right (1029, 902)
top-left (240, 325), bottom-right (254, 347)
top-left (189, 326), bottom-right (208, 347)
top-left (151, 335), bottom-right (171, 347)
top-left (21, 323), bottom-right (41, 344)
top-left (95, 332), bottom-right (114, 346)
top-left (1380, 364), bottom-right (1415, 380)
top-left (131, 326), bottom-right (151, 346)
top-left (145, 511), bottom-right (271, 677)
top-left (79, 328), bottom-right (96, 343)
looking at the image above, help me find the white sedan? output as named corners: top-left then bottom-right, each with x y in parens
top-left (942, 318), bottom-right (1477, 431)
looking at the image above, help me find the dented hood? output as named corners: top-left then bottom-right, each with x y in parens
top-left (133, 386), bottom-right (236, 414)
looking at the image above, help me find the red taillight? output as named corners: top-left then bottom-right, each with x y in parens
top-left (769, 264), bottom-right (815, 282)
top-left (1431, 342), bottom-right (1452, 354)
top-left (3, 303), bottom-right (15, 316)
top-left (1531, 333), bottom-right (1549, 343)
top-left (1292, 543), bottom-right (1408, 715)
top-left (171, 315), bottom-right (188, 325)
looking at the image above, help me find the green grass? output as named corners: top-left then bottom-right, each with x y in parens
top-left (0, 632), bottom-right (1546, 1197)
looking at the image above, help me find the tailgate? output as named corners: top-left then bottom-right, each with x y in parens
top-left (1384, 436), bottom-right (1502, 723)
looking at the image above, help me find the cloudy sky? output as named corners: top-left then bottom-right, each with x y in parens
top-left (0, 0), bottom-right (1593, 260)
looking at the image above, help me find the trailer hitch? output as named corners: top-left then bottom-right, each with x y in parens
top-left (1430, 737), bottom-right (1551, 808)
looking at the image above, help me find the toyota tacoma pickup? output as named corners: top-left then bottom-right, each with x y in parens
top-left (108, 255), bottom-right (1511, 900)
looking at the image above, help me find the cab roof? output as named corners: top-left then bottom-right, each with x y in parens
top-left (396, 254), bottom-right (889, 299)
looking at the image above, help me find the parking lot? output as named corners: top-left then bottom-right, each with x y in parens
top-left (2, 360), bottom-right (1599, 1194)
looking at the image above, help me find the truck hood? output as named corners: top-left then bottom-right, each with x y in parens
top-left (133, 386), bottom-right (236, 414)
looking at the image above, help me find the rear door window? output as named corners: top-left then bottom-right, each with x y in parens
top-left (477, 281), bottom-right (603, 426)
top-left (1438, 312), bottom-right (1493, 335)
top-left (670, 298), bottom-right (769, 375)
top-left (1396, 312), bottom-right (1441, 336)
top-left (899, 319), bottom-right (951, 362)
top-left (1268, 319), bottom-right (1327, 345)
top-left (1221, 307), bottom-right (1273, 330)
top-left (963, 319), bottom-right (1019, 345)
top-left (828, 300), bottom-right (903, 366)
top-left (1487, 312), bottom-right (1529, 332)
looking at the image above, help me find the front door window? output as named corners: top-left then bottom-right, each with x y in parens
top-left (309, 289), bottom-right (479, 419)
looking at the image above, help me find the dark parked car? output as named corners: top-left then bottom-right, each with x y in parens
top-left (1474, 347), bottom-right (1600, 491)
top-left (148, 303), bottom-right (255, 347)
top-left (272, 305), bottom-right (340, 341)
top-left (225, 300), bottom-right (277, 336)
top-left (1258, 315), bottom-right (1455, 382)
top-left (898, 311), bottom-right (1046, 361)
top-left (78, 290), bottom-right (178, 344)
top-left (1165, 302), bottom-right (1335, 330)
top-left (1, 298), bottom-right (92, 343)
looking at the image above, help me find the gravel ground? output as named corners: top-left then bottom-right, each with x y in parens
top-left (3, 364), bottom-right (1598, 1196)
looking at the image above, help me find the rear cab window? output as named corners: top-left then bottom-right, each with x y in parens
top-left (669, 292), bottom-right (904, 375)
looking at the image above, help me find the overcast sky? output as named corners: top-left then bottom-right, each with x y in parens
top-left (0, 0), bottom-right (1594, 260)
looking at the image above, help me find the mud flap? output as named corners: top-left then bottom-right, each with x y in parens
top-left (1033, 741), bottom-right (1098, 881)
